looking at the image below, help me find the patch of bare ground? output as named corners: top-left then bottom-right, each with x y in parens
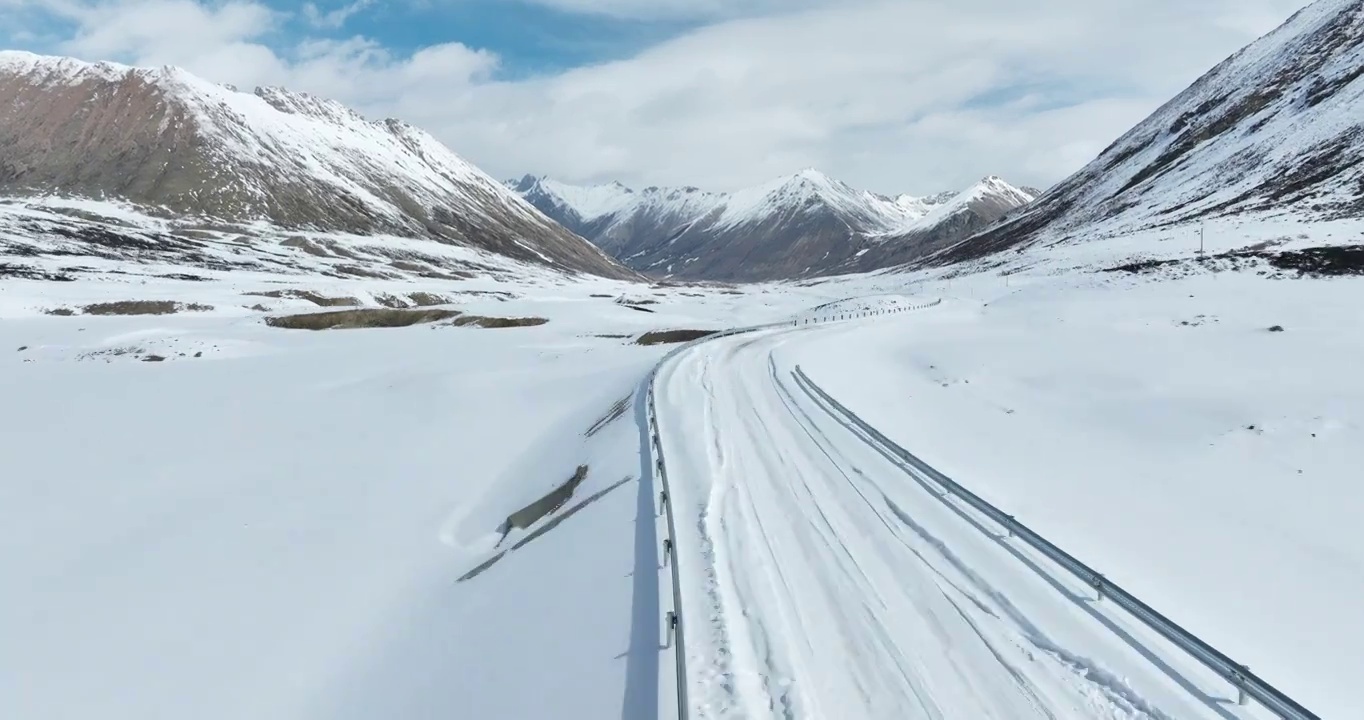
top-left (387, 259), bottom-right (471, 280)
top-left (265, 308), bottom-right (461, 330)
top-left (373, 292), bottom-right (449, 309)
top-left (407, 292), bottom-right (451, 306)
top-left (460, 474), bottom-right (634, 582)
top-left (373, 293), bottom-right (409, 309)
top-left (449, 315), bottom-right (548, 329)
top-left (82, 301), bottom-right (214, 316)
top-left (316, 240), bottom-right (365, 260)
top-left (76, 345), bottom-right (144, 361)
top-left (43, 307), bottom-right (76, 316)
top-left (335, 264), bottom-right (397, 279)
top-left (499, 465), bottom-right (589, 541)
top-left (635, 329), bottom-right (716, 346)
top-left (280, 236), bottom-right (331, 257)
top-left (245, 289), bottom-right (361, 307)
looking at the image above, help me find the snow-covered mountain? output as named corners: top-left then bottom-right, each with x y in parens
top-left (508, 170), bottom-right (1034, 281)
top-left (849, 175), bottom-right (1040, 272)
top-left (0, 51), bottom-right (630, 279)
top-left (942, 0), bottom-right (1364, 265)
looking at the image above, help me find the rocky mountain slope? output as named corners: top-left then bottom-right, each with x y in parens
top-left (509, 170), bottom-right (1033, 281)
top-left (0, 52), bottom-right (630, 279)
top-left (941, 0), bottom-right (1364, 264)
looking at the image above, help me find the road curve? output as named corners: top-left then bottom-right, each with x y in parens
top-left (652, 320), bottom-right (1271, 720)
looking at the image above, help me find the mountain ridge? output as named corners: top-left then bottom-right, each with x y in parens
top-left (0, 50), bottom-right (632, 279)
top-left (938, 0), bottom-right (1364, 264)
top-left (508, 170), bottom-right (1034, 280)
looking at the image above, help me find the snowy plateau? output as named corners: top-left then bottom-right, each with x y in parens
top-left (3, 1), bottom-right (1364, 720)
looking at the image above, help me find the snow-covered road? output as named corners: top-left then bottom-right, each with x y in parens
top-left (653, 315), bottom-right (1274, 720)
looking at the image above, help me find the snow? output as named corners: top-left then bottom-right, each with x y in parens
top-left (2, 201), bottom-right (1356, 720)
top-left (0, 50), bottom-right (131, 85)
top-left (714, 168), bottom-right (903, 231)
top-left (641, 216), bottom-right (1354, 719)
top-left (891, 190), bottom-right (955, 219)
top-left (793, 271), bottom-right (1364, 719)
top-left (0, 269), bottom-right (832, 720)
top-left (887, 175), bottom-right (1037, 236)
top-left (535, 178), bottom-right (642, 221)
top-left (655, 320), bottom-right (1280, 719)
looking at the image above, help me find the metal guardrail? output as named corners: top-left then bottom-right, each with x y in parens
top-left (642, 298), bottom-right (940, 720)
top-left (792, 365), bottom-right (1320, 720)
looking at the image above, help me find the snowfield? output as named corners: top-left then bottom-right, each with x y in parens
top-left (657, 322), bottom-right (1278, 720)
top-left (2, 221), bottom-right (1359, 719)
top-left (792, 272), bottom-right (1363, 719)
top-left (0, 269), bottom-right (845, 720)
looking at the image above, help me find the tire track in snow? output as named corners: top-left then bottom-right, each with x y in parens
top-left (788, 365), bottom-right (1244, 720)
top-left (656, 324), bottom-right (1261, 720)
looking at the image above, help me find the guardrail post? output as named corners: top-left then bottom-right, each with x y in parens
top-left (663, 538), bottom-right (672, 567)
top-left (1232, 666), bottom-right (1249, 706)
top-left (658, 489), bottom-right (668, 515)
top-left (1092, 574), bottom-right (1105, 601)
top-left (665, 610), bottom-right (678, 648)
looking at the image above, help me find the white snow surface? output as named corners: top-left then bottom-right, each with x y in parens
top-left (656, 322), bottom-right (1277, 720)
top-left (0, 271), bottom-right (823, 720)
top-left (891, 190), bottom-right (956, 219)
top-left (534, 178), bottom-right (643, 221)
top-left (905, 175), bottom-right (1036, 230)
top-left (2, 211), bottom-right (1358, 719)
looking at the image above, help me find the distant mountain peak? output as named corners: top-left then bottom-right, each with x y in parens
top-left (508, 171), bottom-right (1035, 281)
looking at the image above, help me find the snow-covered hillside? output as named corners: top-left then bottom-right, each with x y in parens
top-left (0, 52), bottom-right (628, 278)
top-left (0, 195), bottom-right (603, 287)
top-left (946, 0), bottom-right (1364, 264)
top-left (508, 170), bottom-right (1033, 281)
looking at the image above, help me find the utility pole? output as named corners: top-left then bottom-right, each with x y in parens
top-left (1199, 224), bottom-right (1205, 256)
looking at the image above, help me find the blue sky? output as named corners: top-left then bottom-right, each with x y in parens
top-left (275, 0), bottom-right (704, 79)
top-left (0, 0), bottom-right (1313, 194)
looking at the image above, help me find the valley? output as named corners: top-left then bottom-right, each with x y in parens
top-left (3, 2), bottom-right (1362, 720)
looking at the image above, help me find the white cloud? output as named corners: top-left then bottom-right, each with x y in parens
top-left (302, 0), bottom-right (373, 29)
top-left (511, 0), bottom-right (832, 22)
top-left (59, 0), bottom-right (278, 62)
top-left (413, 0), bottom-right (1314, 194)
top-left (2, 0), bottom-right (1316, 194)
